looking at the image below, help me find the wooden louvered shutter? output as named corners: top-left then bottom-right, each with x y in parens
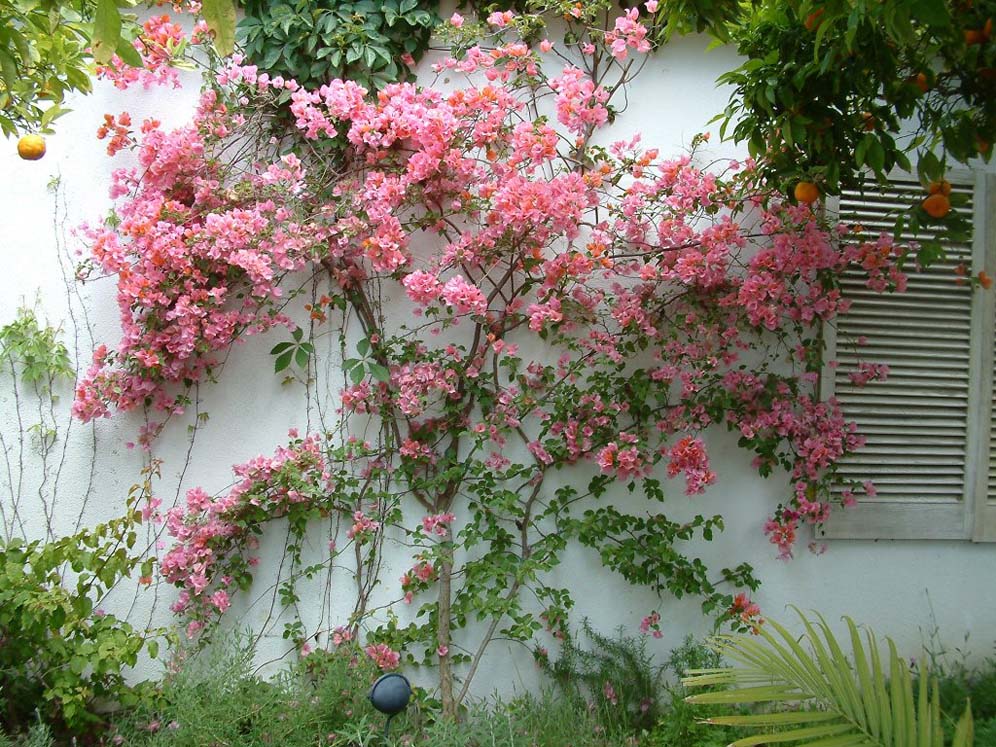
top-left (819, 170), bottom-right (994, 541)
top-left (973, 172), bottom-right (996, 541)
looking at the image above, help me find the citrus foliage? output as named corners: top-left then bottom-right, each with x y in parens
top-left (718, 1), bottom-right (995, 199)
top-left (0, 0), bottom-right (236, 137)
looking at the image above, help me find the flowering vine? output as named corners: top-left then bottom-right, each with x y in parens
top-left (76, 2), bottom-right (907, 715)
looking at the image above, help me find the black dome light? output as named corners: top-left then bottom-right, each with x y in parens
top-left (368, 672), bottom-right (412, 736)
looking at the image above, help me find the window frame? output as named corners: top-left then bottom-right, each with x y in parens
top-left (818, 167), bottom-right (996, 542)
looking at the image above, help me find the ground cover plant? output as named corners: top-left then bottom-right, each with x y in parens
top-left (4, 623), bottom-right (981, 747)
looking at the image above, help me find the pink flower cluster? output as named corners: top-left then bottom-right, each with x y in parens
top-left (96, 14), bottom-right (207, 90)
top-left (666, 436), bottom-right (716, 495)
top-left (74, 87), bottom-right (320, 431)
top-left (729, 593), bottom-right (763, 632)
top-left (640, 611), bottom-right (663, 638)
top-left (421, 512), bottom-right (456, 536)
top-left (597, 436), bottom-right (649, 481)
top-left (347, 510), bottom-right (382, 541)
top-left (604, 9), bottom-right (651, 61)
top-left (364, 643), bottom-right (401, 671)
top-left (161, 433), bottom-right (333, 627)
top-left (549, 67), bottom-right (610, 135)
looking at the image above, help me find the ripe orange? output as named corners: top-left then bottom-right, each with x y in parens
top-left (922, 193), bottom-right (951, 219)
top-left (17, 133), bottom-right (46, 160)
top-left (804, 8), bottom-right (825, 32)
top-left (912, 72), bottom-right (929, 93)
top-left (928, 180), bottom-right (952, 196)
top-left (860, 111), bottom-right (876, 131)
top-left (973, 18), bottom-right (995, 44)
top-left (794, 181), bottom-right (820, 204)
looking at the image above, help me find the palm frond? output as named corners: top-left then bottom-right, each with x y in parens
top-left (682, 609), bottom-right (974, 747)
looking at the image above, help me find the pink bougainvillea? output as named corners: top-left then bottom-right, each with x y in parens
top-left (79, 4), bottom-right (907, 704)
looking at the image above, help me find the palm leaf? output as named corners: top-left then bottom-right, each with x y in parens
top-left (682, 609), bottom-right (973, 747)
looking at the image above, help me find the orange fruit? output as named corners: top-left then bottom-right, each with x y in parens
top-left (804, 8), bottom-right (825, 32)
top-left (17, 133), bottom-right (46, 160)
top-left (928, 180), bottom-right (952, 196)
top-left (912, 72), bottom-right (929, 93)
top-left (922, 193), bottom-right (951, 218)
top-left (965, 28), bottom-right (985, 45)
top-left (978, 137), bottom-right (991, 154)
top-left (794, 181), bottom-right (820, 204)
top-left (979, 271), bottom-right (993, 289)
top-left (860, 111), bottom-right (876, 131)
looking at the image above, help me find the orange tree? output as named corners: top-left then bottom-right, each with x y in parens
top-left (714, 0), bottom-right (995, 258)
top-left (0, 0), bottom-right (235, 138)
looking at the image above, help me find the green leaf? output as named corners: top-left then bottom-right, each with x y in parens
top-left (40, 105), bottom-right (68, 128)
top-left (294, 346), bottom-right (309, 369)
top-left (910, 0), bottom-right (950, 28)
top-left (0, 48), bottom-right (17, 92)
top-left (270, 342), bottom-right (294, 355)
top-left (201, 0), bottom-right (237, 57)
top-left (115, 36), bottom-right (143, 68)
top-left (367, 362), bottom-right (390, 382)
top-left (92, 0), bottom-right (122, 65)
top-left (953, 700), bottom-right (974, 747)
top-left (274, 350), bottom-right (293, 372)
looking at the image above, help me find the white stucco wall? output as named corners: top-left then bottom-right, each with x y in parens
top-left (2, 24), bottom-right (995, 695)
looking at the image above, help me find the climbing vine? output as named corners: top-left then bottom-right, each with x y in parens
top-left (68, 2), bottom-right (926, 717)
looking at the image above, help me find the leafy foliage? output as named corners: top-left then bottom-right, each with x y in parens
top-left (717, 1), bottom-right (996, 203)
top-left (0, 475), bottom-right (157, 734)
top-left (0, 306), bottom-right (73, 393)
top-left (540, 620), bottom-right (668, 734)
top-left (0, 1), bottom-right (107, 136)
top-left (683, 610), bottom-right (976, 747)
top-left (0, 0), bottom-right (236, 136)
top-left (238, 0), bottom-right (438, 94)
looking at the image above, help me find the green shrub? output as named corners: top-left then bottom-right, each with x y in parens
top-left (238, 0), bottom-right (438, 94)
top-left (539, 619), bottom-right (667, 736)
top-left (931, 646), bottom-right (996, 741)
top-left (0, 494), bottom-right (154, 735)
top-left (111, 635), bottom-right (390, 747)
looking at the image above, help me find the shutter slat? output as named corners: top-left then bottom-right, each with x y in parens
top-left (831, 176), bottom-right (973, 507)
